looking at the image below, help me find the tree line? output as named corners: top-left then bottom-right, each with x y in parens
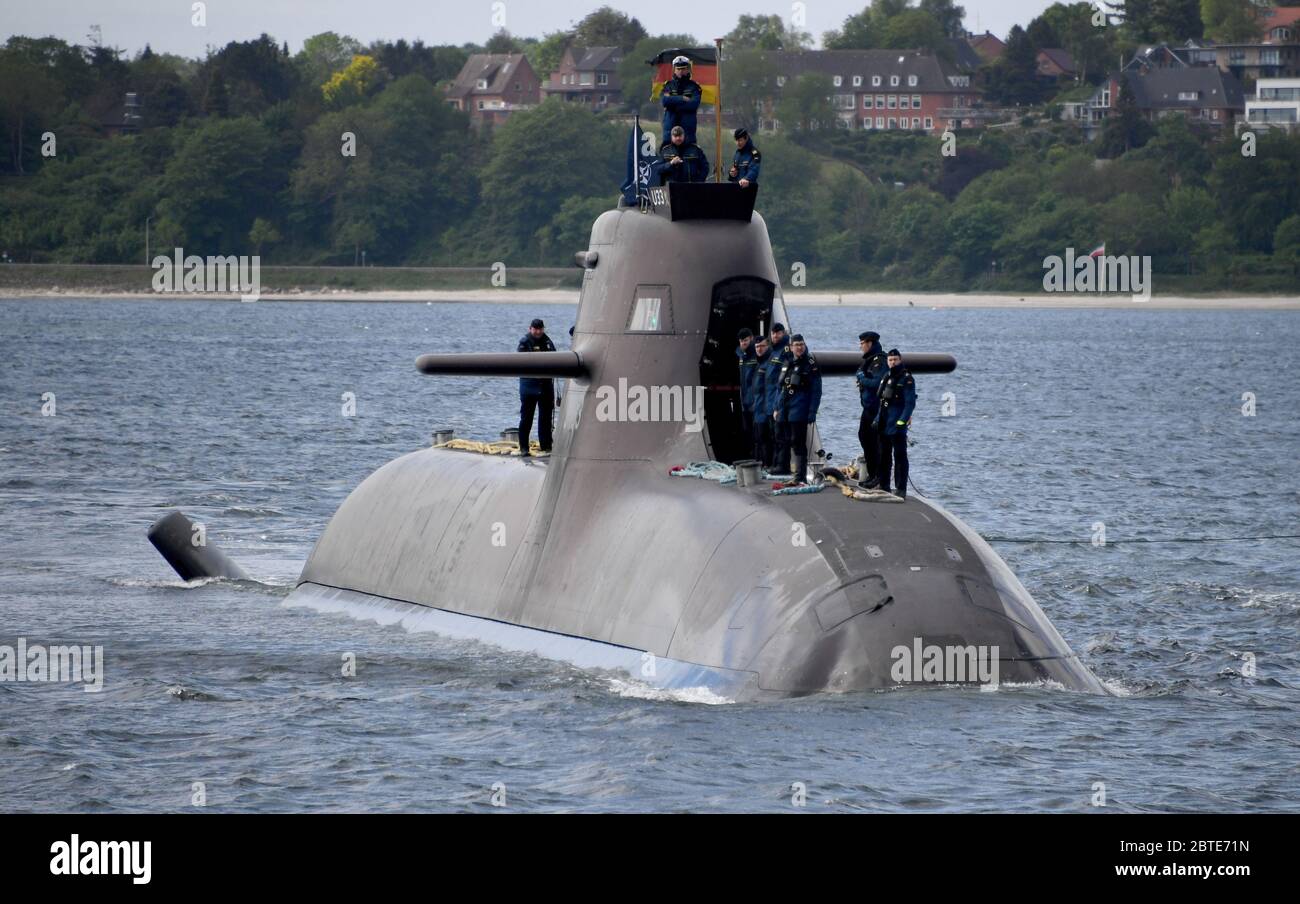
top-left (0, 2), bottom-right (1296, 291)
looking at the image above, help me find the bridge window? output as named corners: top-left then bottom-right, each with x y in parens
top-left (628, 285), bottom-right (673, 332)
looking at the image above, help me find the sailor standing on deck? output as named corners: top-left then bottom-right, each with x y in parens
top-left (517, 318), bottom-right (557, 457)
top-left (874, 348), bottom-right (916, 498)
top-left (728, 128), bottom-right (762, 188)
top-left (764, 323), bottom-right (793, 474)
top-left (751, 335), bottom-right (774, 467)
top-left (736, 328), bottom-right (758, 458)
top-left (775, 334), bottom-right (822, 485)
top-left (661, 55), bottom-right (702, 146)
top-left (854, 330), bottom-right (888, 488)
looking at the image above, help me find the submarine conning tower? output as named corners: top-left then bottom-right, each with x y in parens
top-left (416, 182), bottom-right (956, 470)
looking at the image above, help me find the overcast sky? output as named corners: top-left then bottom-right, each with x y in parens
top-left (5, 1), bottom-right (1057, 57)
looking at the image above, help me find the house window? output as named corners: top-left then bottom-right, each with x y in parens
top-left (912, 117), bottom-right (921, 129)
top-left (1213, 109), bottom-right (1220, 119)
top-left (833, 75), bottom-right (842, 86)
top-left (888, 117), bottom-right (897, 128)
top-left (924, 116), bottom-right (934, 130)
top-left (912, 95), bottom-right (922, 108)
top-left (876, 95), bottom-right (885, 108)
top-left (1178, 91), bottom-right (1200, 101)
top-left (834, 94), bottom-right (856, 109)
top-left (476, 79), bottom-right (489, 89)
top-left (890, 75), bottom-right (900, 86)
top-left (863, 96), bottom-right (872, 109)
top-left (853, 75), bottom-right (862, 86)
top-left (900, 96), bottom-right (910, 109)
top-left (599, 94), bottom-right (608, 103)
top-left (888, 95), bottom-right (897, 109)
top-left (872, 75), bottom-right (881, 86)
top-left (908, 75), bottom-right (918, 86)
top-left (876, 116), bottom-right (884, 128)
top-left (1101, 88), bottom-right (1111, 106)
top-left (477, 100), bottom-right (484, 110)
top-left (598, 73), bottom-right (609, 85)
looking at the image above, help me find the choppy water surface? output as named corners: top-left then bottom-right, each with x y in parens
top-left (1, 298), bottom-right (1296, 812)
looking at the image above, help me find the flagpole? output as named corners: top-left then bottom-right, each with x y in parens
top-left (633, 112), bottom-right (639, 202)
top-left (714, 38), bottom-right (724, 183)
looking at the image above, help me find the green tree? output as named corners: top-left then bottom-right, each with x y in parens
top-left (882, 9), bottom-right (951, 57)
top-left (776, 73), bottom-right (837, 133)
top-left (1201, 0), bottom-right (1259, 43)
top-left (248, 217), bottom-right (281, 256)
top-left (948, 198), bottom-right (1016, 274)
top-left (0, 51), bottom-right (60, 174)
top-left (296, 32), bottom-right (364, 88)
top-left (476, 99), bottom-right (622, 259)
top-left (485, 30), bottom-right (520, 54)
top-left (292, 75), bottom-right (472, 263)
top-left (573, 7), bottom-right (649, 51)
top-left (530, 31), bottom-right (573, 81)
top-left (920, 0), bottom-right (968, 38)
top-left (161, 117), bottom-right (281, 252)
top-left (1097, 81), bottom-right (1154, 157)
top-left (725, 14), bottom-right (812, 50)
top-left (321, 55), bottom-right (385, 107)
top-left (983, 26), bottom-right (1046, 106)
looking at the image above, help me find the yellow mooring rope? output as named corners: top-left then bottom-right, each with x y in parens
top-left (434, 439), bottom-right (544, 456)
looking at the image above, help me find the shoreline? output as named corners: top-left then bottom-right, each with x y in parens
top-left (1, 288), bottom-right (1298, 309)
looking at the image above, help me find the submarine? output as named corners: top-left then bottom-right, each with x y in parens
top-left (153, 181), bottom-right (1107, 699)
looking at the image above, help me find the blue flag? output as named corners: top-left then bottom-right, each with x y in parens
top-left (620, 115), bottom-right (658, 205)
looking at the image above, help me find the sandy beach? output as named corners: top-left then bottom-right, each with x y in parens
top-left (3, 287), bottom-right (1298, 308)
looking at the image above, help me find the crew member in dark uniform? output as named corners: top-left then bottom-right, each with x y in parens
top-left (661, 55), bottom-right (702, 146)
top-left (764, 323), bottom-right (792, 474)
top-left (775, 334), bottom-right (822, 485)
top-left (736, 328), bottom-right (758, 458)
top-left (517, 318), bottom-right (556, 457)
top-left (728, 128), bottom-right (762, 188)
top-left (874, 348), bottom-right (916, 498)
top-left (854, 330), bottom-right (888, 488)
top-left (659, 126), bottom-right (709, 183)
top-left (751, 335), bottom-right (774, 466)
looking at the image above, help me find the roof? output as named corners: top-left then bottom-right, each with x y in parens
top-left (968, 31), bottom-right (1005, 59)
top-left (447, 53), bottom-right (531, 98)
top-left (1038, 48), bottom-right (1077, 72)
top-left (1121, 67), bottom-right (1246, 110)
top-left (1258, 6), bottom-right (1300, 31)
top-left (567, 46), bottom-right (622, 70)
top-left (948, 38), bottom-right (984, 72)
top-left (763, 49), bottom-right (969, 93)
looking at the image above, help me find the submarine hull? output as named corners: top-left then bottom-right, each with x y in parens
top-left (288, 447), bottom-right (1106, 698)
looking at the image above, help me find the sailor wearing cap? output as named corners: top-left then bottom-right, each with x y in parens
top-left (728, 128), bottom-right (762, 188)
top-left (775, 334), bottom-right (822, 485)
top-left (661, 54), bottom-right (702, 146)
top-left (659, 125), bottom-right (710, 183)
top-left (517, 318), bottom-right (557, 457)
top-left (854, 330), bottom-right (888, 489)
top-left (873, 348), bottom-right (916, 498)
top-left (764, 323), bottom-right (793, 474)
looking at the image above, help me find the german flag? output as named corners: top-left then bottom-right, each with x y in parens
top-left (647, 47), bottom-right (718, 106)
